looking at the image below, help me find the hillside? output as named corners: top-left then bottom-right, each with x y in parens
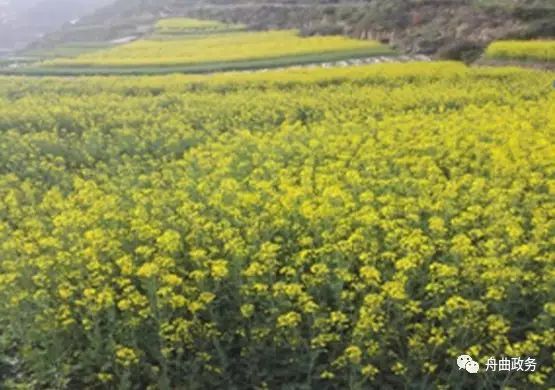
top-left (25, 0), bottom-right (555, 59)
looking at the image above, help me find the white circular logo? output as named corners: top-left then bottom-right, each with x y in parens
top-left (457, 355), bottom-right (479, 374)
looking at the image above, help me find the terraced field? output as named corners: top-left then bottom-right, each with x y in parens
top-left (3, 19), bottom-right (394, 76)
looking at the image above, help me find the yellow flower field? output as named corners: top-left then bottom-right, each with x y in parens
top-left (485, 39), bottom-right (555, 62)
top-left (43, 30), bottom-right (389, 68)
top-left (0, 62), bottom-right (553, 388)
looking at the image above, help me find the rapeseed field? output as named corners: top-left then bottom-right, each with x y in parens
top-left (0, 62), bottom-right (553, 388)
top-left (485, 40), bottom-right (555, 62)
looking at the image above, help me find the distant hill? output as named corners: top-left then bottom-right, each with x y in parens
top-left (20, 0), bottom-right (555, 59)
top-left (0, 0), bottom-right (114, 54)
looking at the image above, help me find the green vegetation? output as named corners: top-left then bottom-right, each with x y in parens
top-left (154, 17), bottom-right (245, 35)
top-left (156, 17), bottom-right (224, 31)
top-left (24, 42), bottom-right (116, 59)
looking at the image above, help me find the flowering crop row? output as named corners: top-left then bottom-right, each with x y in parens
top-left (0, 62), bottom-right (553, 389)
top-left (485, 40), bottom-right (555, 62)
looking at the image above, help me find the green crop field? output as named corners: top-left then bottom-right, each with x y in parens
top-left (23, 42), bottom-right (115, 59)
top-left (1, 48), bottom-right (396, 76)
